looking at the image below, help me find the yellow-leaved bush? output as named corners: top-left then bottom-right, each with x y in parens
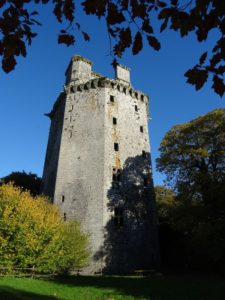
top-left (0, 183), bottom-right (89, 273)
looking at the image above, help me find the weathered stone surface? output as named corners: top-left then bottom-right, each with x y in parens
top-left (42, 55), bottom-right (159, 274)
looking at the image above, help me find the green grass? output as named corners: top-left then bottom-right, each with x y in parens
top-left (0, 273), bottom-right (225, 300)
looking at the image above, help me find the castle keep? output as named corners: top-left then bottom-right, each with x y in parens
top-left (42, 55), bottom-right (159, 274)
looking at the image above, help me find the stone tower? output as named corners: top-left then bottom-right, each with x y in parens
top-left (42, 55), bottom-right (159, 274)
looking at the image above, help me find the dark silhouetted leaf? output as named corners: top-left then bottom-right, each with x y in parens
top-left (212, 75), bottom-right (225, 97)
top-left (31, 11), bottom-right (38, 16)
top-left (199, 52), bottom-right (207, 65)
top-left (82, 31), bottom-right (90, 41)
top-left (82, 0), bottom-right (107, 17)
top-left (185, 68), bottom-right (208, 90)
top-left (216, 65), bottom-right (225, 75)
top-left (142, 20), bottom-right (153, 34)
top-left (132, 31), bottom-right (143, 55)
top-left (147, 35), bottom-right (161, 51)
top-left (210, 53), bottom-right (220, 67)
top-left (131, 0), bottom-right (146, 18)
top-left (120, 27), bottom-right (132, 48)
top-left (0, 0), bottom-right (6, 8)
top-left (63, 0), bottom-right (74, 21)
top-left (53, 2), bottom-right (63, 22)
top-left (75, 22), bottom-right (81, 29)
top-left (158, 8), bottom-right (171, 19)
top-left (160, 18), bottom-right (168, 32)
top-left (2, 55), bottom-right (16, 73)
top-left (58, 34), bottom-right (75, 46)
top-left (121, 0), bottom-right (128, 10)
top-left (107, 3), bottom-right (125, 25)
top-left (158, 1), bottom-right (167, 8)
top-left (171, 0), bottom-right (178, 6)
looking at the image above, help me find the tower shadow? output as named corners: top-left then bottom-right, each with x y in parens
top-left (94, 154), bottom-right (159, 274)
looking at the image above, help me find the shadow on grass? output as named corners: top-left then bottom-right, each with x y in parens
top-left (0, 285), bottom-right (57, 300)
top-left (52, 274), bottom-right (225, 300)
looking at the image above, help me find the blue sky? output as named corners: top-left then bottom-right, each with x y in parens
top-left (0, 4), bottom-right (223, 185)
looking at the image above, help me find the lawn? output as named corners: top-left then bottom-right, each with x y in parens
top-left (0, 273), bottom-right (225, 300)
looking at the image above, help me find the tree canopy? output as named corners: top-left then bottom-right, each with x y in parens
top-left (1, 171), bottom-right (41, 196)
top-left (0, 183), bottom-right (89, 274)
top-left (157, 108), bottom-right (225, 203)
top-left (156, 108), bottom-right (225, 271)
top-left (0, 0), bottom-right (224, 96)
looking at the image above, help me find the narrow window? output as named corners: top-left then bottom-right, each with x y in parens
top-left (63, 213), bottom-right (67, 221)
top-left (141, 94), bottom-right (144, 101)
top-left (69, 105), bottom-right (73, 112)
top-left (110, 95), bottom-right (114, 103)
top-left (70, 116), bottom-right (72, 123)
top-left (62, 195), bottom-right (65, 203)
top-left (142, 150), bottom-right (146, 158)
top-left (114, 143), bottom-right (119, 151)
top-left (114, 208), bottom-right (123, 227)
top-left (113, 117), bottom-right (117, 125)
top-left (69, 131), bottom-right (72, 138)
top-left (140, 126), bottom-right (143, 133)
top-left (135, 105), bottom-right (138, 112)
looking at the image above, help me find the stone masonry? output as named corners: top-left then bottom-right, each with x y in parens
top-left (42, 55), bottom-right (159, 274)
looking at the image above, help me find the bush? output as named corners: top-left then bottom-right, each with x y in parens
top-left (0, 183), bottom-right (89, 273)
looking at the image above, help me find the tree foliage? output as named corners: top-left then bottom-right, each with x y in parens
top-left (157, 108), bottom-right (225, 199)
top-left (154, 185), bottom-right (175, 223)
top-left (156, 109), bottom-right (225, 271)
top-left (0, 0), bottom-right (224, 96)
top-left (0, 183), bottom-right (89, 273)
top-left (1, 171), bottom-right (41, 196)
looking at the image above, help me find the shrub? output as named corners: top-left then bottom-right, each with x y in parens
top-left (0, 183), bottom-right (89, 273)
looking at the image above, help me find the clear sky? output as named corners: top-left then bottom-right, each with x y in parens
top-left (0, 4), bottom-right (223, 185)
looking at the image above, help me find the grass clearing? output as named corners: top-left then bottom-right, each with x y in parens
top-left (0, 273), bottom-right (225, 300)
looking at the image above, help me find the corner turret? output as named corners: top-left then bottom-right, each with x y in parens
top-left (65, 55), bottom-right (93, 84)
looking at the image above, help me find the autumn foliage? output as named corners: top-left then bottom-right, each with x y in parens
top-left (0, 183), bottom-right (89, 273)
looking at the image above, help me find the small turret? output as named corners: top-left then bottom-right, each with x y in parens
top-left (115, 64), bottom-right (130, 85)
top-left (65, 55), bottom-right (92, 84)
